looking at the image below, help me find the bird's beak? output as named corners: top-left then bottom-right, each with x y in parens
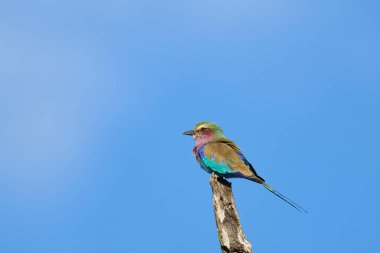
top-left (183, 130), bottom-right (195, 136)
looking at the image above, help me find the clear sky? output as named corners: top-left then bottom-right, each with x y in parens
top-left (1, 0), bottom-right (379, 252)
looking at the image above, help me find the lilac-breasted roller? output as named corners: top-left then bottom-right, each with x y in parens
top-left (183, 121), bottom-right (306, 213)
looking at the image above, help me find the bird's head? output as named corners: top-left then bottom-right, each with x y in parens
top-left (183, 121), bottom-right (225, 145)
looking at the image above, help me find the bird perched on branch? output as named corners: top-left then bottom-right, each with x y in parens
top-left (183, 121), bottom-right (307, 213)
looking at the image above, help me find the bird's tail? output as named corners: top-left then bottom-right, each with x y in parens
top-left (262, 182), bottom-right (308, 213)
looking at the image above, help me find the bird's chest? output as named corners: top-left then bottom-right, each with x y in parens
top-left (195, 144), bottom-right (214, 174)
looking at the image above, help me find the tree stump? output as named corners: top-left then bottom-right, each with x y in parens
top-left (210, 174), bottom-right (252, 253)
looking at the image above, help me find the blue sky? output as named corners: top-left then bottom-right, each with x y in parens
top-left (1, 0), bottom-right (379, 252)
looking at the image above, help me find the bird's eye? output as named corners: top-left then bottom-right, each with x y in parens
top-left (200, 127), bottom-right (205, 131)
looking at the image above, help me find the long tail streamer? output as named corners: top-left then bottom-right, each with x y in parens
top-left (262, 183), bottom-right (308, 213)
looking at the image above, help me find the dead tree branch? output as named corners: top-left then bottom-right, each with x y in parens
top-left (210, 174), bottom-right (252, 253)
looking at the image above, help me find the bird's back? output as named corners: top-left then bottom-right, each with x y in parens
top-left (195, 138), bottom-right (265, 183)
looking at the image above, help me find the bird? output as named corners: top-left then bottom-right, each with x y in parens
top-left (183, 121), bottom-right (307, 213)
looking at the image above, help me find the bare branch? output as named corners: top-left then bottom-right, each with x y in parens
top-left (210, 174), bottom-right (252, 253)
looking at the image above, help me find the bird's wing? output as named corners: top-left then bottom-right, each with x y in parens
top-left (215, 138), bottom-right (265, 182)
top-left (235, 150), bottom-right (265, 182)
top-left (202, 140), bottom-right (264, 183)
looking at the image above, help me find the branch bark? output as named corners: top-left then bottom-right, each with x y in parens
top-left (210, 174), bottom-right (252, 253)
